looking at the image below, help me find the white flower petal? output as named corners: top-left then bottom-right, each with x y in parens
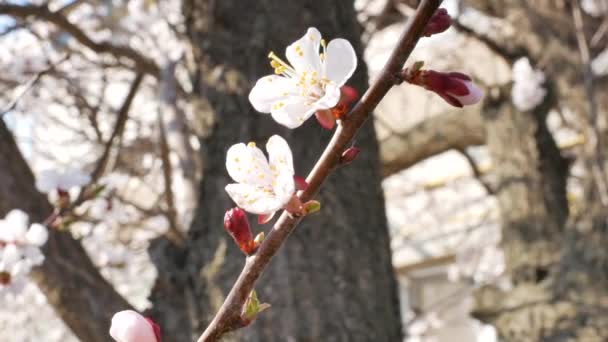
top-left (266, 135), bottom-right (294, 178)
top-left (5, 210), bottom-right (29, 241)
top-left (225, 183), bottom-right (284, 215)
top-left (248, 75), bottom-right (296, 113)
top-left (26, 223), bottom-right (48, 247)
top-left (272, 172), bottom-right (296, 205)
top-left (226, 143), bottom-right (273, 187)
top-left (2, 244), bottom-right (22, 268)
top-left (313, 83), bottom-right (341, 110)
top-left (270, 98), bottom-right (316, 129)
top-left (285, 27), bottom-right (323, 74)
top-left (323, 38), bottom-right (357, 86)
top-left (110, 310), bottom-right (158, 342)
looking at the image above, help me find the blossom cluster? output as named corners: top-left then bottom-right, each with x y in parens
top-left (511, 57), bottom-right (547, 111)
top-left (0, 210), bottom-right (48, 296)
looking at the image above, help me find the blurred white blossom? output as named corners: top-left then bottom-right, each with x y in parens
top-left (511, 58), bottom-right (547, 111)
top-left (35, 168), bottom-right (91, 193)
top-left (0, 210), bottom-right (48, 296)
top-left (581, 0), bottom-right (608, 17)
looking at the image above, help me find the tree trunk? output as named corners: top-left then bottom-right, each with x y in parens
top-left (0, 119), bottom-right (133, 342)
top-left (473, 83), bottom-right (608, 341)
top-left (149, 1), bottom-right (403, 341)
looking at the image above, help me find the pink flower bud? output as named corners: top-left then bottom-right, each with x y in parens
top-left (109, 310), bottom-right (160, 342)
top-left (423, 8), bottom-right (451, 37)
top-left (224, 207), bottom-right (256, 255)
top-left (340, 146), bottom-right (361, 165)
top-left (405, 69), bottom-right (483, 107)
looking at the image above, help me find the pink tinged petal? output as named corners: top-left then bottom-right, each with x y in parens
top-left (323, 38), bottom-right (357, 86)
top-left (270, 98), bottom-right (316, 129)
top-left (144, 318), bottom-right (161, 342)
top-left (109, 310), bottom-right (158, 342)
top-left (225, 184), bottom-right (284, 215)
top-left (293, 176), bottom-right (309, 191)
top-left (315, 110), bottom-right (336, 130)
top-left (266, 135), bottom-right (294, 178)
top-left (258, 211), bottom-right (276, 224)
top-left (285, 27), bottom-right (322, 73)
top-left (248, 75), bottom-right (296, 113)
top-left (340, 85), bottom-right (359, 105)
top-left (226, 143), bottom-right (273, 187)
top-left (451, 81), bottom-right (483, 106)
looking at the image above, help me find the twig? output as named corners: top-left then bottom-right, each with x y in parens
top-left (197, 1), bottom-right (443, 340)
top-left (90, 73), bottom-right (144, 183)
top-left (457, 148), bottom-right (494, 195)
top-left (39, 73), bottom-right (144, 235)
top-left (0, 54), bottom-right (69, 117)
top-left (0, 3), bottom-right (159, 76)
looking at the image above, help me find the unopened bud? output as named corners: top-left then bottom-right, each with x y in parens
top-left (224, 207), bottom-right (257, 256)
top-left (423, 8), bottom-right (451, 37)
top-left (303, 200), bottom-right (321, 215)
top-left (340, 146), bottom-right (361, 165)
top-left (241, 290), bottom-right (271, 326)
top-left (401, 67), bottom-right (483, 107)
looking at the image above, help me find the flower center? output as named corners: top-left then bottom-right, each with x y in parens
top-left (267, 47), bottom-right (332, 106)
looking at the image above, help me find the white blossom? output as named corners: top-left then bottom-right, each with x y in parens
top-left (109, 310), bottom-right (158, 342)
top-left (249, 27), bottom-right (357, 128)
top-left (225, 135), bottom-right (295, 215)
top-left (511, 58), bottom-right (547, 111)
top-left (0, 210), bottom-right (49, 296)
top-left (35, 168), bottom-right (91, 193)
top-left (581, 0), bottom-right (608, 17)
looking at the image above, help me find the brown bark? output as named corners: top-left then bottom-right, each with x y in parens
top-left (380, 108), bottom-right (485, 178)
top-left (148, 0), bottom-right (403, 341)
top-left (0, 119), bottom-right (133, 342)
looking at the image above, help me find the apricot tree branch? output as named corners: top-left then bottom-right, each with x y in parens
top-left (197, 1), bottom-right (443, 340)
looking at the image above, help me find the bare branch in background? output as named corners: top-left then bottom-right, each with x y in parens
top-left (381, 108), bottom-right (485, 178)
top-left (0, 54), bottom-right (70, 117)
top-left (0, 3), bottom-right (160, 76)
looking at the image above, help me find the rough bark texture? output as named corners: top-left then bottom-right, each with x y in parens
top-left (0, 119), bottom-right (133, 342)
top-left (148, 1), bottom-right (403, 341)
top-left (473, 83), bottom-right (608, 341)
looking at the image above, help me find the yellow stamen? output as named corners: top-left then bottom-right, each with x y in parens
top-left (248, 142), bottom-right (256, 148)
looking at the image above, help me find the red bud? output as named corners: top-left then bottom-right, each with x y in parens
top-left (423, 8), bottom-right (451, 37)
top-left (224, 207), bottom-right (256, 255)
top-left (340, 146), bottom-right (360, 165)
top-left (401, 68), bottom-right (482, 107)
